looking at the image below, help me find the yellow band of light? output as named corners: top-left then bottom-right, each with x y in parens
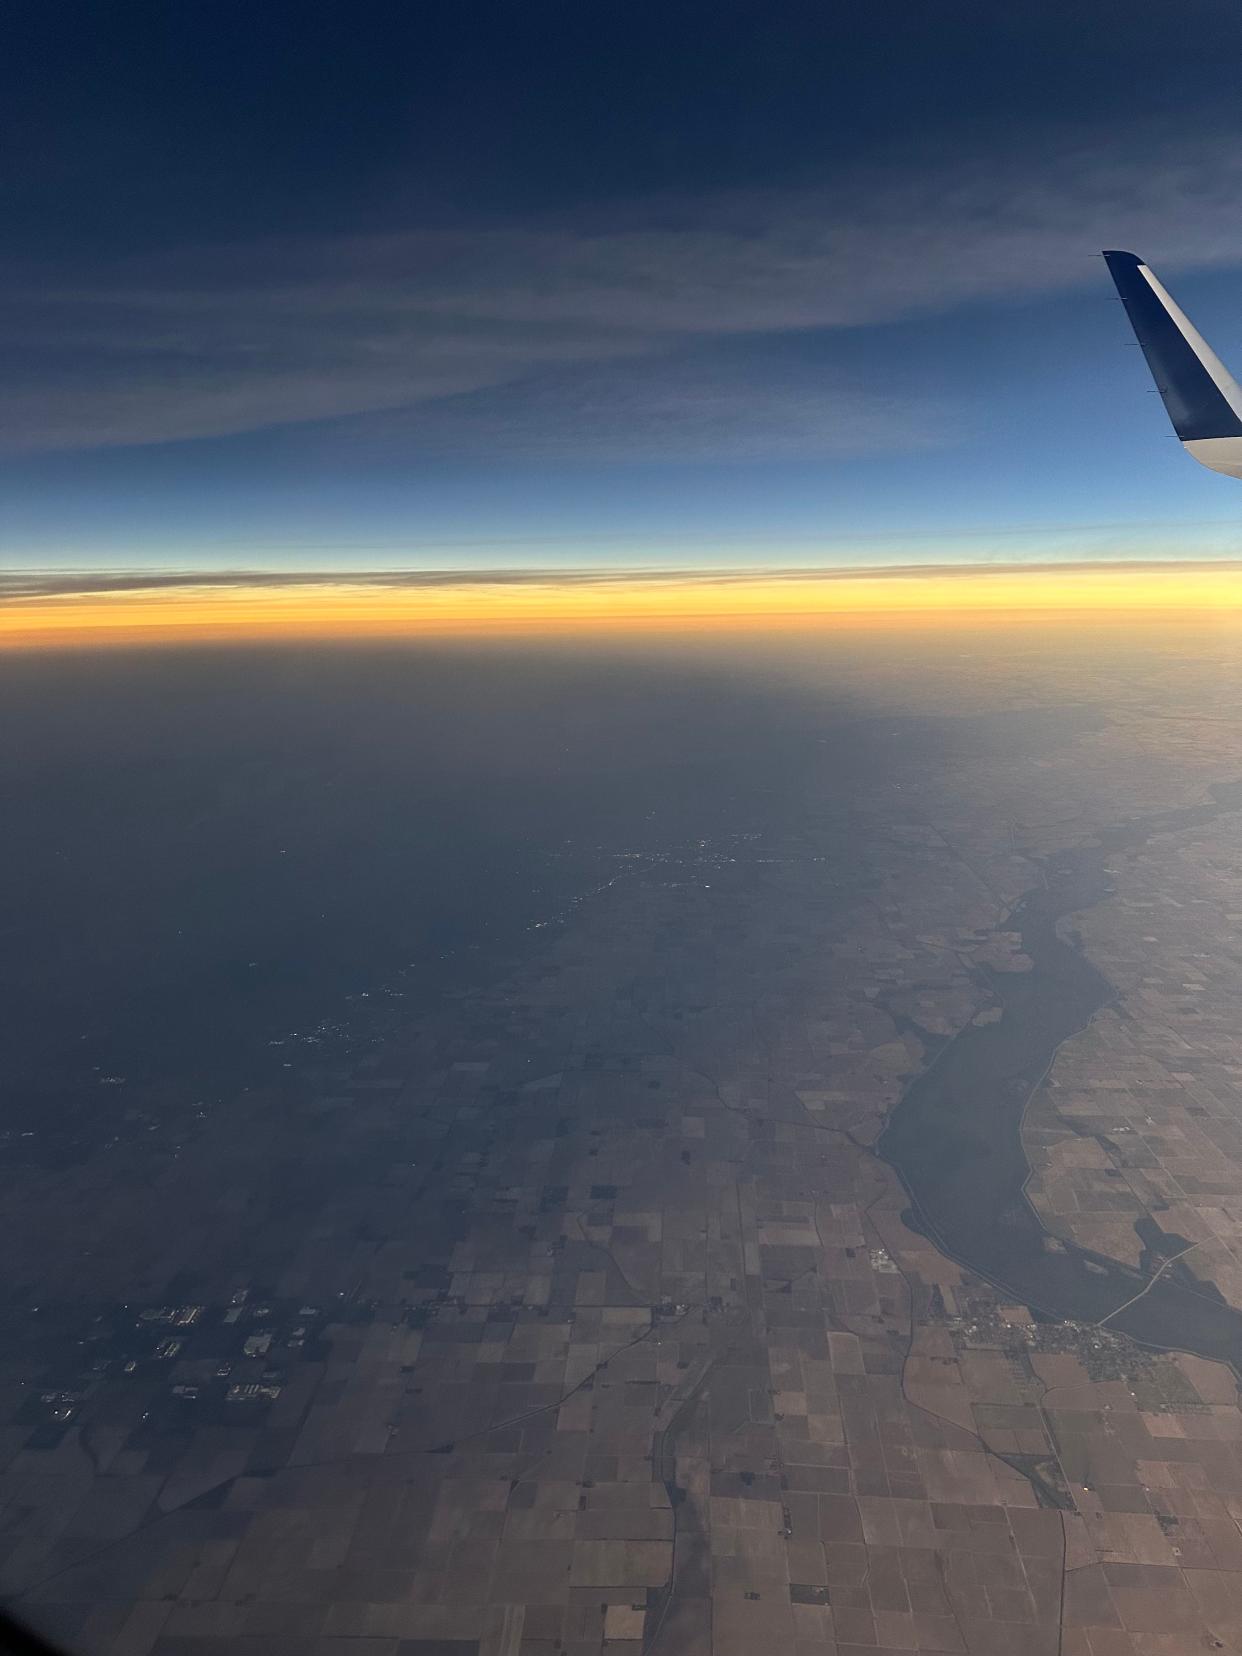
top-left (5, 564), bottom-right (1242, 648)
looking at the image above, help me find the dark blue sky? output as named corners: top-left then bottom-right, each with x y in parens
top-left (9, 0), bottom-right (1242, 571)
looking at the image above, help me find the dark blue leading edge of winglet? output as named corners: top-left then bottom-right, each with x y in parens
top-left (1102, 249), bottom-right (1242, 442)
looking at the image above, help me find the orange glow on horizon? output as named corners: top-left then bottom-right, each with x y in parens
top-left (6, 564), bottom-right (1242, 648)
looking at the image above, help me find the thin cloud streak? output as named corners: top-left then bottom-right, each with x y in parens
top-left (8, 560), bottom-right (1242, 604)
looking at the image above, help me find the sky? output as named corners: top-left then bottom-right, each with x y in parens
top-left (9, 0), bottom-right (1242, 579)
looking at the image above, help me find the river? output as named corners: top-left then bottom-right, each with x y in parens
top-left (878, 781), bottom-right (1242, 1373)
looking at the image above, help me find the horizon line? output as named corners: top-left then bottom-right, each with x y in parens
top-left (9, 561), bottom-right (1242, 650)
top-left (8, 557), bottom-right (1242, 603)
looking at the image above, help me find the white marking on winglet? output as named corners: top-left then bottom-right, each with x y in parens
top-left (1182, 436), bottom-right (1242, 479)
top-left (1139, 263), bottom-right (1242, 421)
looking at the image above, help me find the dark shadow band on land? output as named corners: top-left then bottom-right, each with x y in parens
top-left (0, 1607), bottom-right (74, 1655)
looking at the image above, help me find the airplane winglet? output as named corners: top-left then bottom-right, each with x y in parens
top-left (1104, 249), bottom-right (1242, 477)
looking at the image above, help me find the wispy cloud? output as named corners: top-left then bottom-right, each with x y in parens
top-left (9, 559), bottom-right (1242, 604)
top-left (6, 124), bottom-right (1242, 457)
top-left (342, 349), bottom-right (958, 463)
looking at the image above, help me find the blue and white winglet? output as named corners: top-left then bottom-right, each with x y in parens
top-left (1104, 250), bottom-right (1242, 479)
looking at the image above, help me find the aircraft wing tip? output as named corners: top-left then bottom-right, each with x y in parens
top-left (1103, 246), bottom-right (1242, 450)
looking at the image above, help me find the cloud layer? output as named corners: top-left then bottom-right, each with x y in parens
top-left (8, 558), bottom-right (1242, 604)
top-left (7, 126), bottom-right (1242, 458)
